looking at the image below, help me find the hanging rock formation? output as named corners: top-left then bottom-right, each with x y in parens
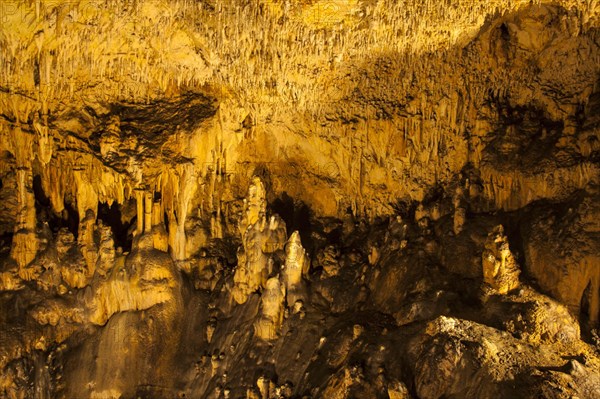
top-left (0, 1), bottom-right (599, 398)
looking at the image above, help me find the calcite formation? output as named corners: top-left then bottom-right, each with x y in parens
top-left (0, 0), bottom-right (599, 398)
top-left (282, 230), bottom-right (310, 307)
top-left (232, 177), bottom-right (287, 304)
top-left (254, 276), bottom-right (286, 341)
top-left (482, 225), bottom-right (520, 294)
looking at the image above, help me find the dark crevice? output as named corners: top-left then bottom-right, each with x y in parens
top-left (163, 212), bottom-right (170, 234)
top-left (97, 202), bottom-right (133, 252)
top-left (579, 280), bottom-right (593, 338)
top-left (62, 202), bottom-right (79, 238)
top-left (271, 192), bottom-right (314, 253)
top-left (33, 175), bottom-right (78, 238)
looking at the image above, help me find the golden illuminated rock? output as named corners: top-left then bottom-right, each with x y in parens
top-left (232, 177), bottom-right (287, 304)
top-left (254, 276), bottom-right (286, 340)
top-left (482, 225), bottom-right (520, 294)
top-left (87, 234), bottom-right (180, 326)
top-left (0, 1), bottom-right (599, 398)
top-left (282, 230), bottom-right (310, 307)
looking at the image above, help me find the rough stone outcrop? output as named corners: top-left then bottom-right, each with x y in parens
top-left (521, 189), bottom-right (600, 326)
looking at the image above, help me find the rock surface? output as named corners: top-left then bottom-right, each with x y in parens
top-left (0, 1), bottom-right (599, 398)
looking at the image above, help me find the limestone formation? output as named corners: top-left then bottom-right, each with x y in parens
top-left (152, 200), bottom-right (169, 252)
top-left (87, 233), bottom-right (180, 326)
top-left (239, 177), bottom-right (267, 236)
top-left (388, 380), bottom-right (411, 399)
top-left (232, 177), bottom-right (287, 304)
top-left (254, 276), bottom-right (286, 340)
top-left (453, 207), bottom-right (467, 235)
top-left (95, 223), bottom-right (115, 278)
top-left (282, 231), bottom-right (310, 307)
top-left (482, 225), bottom-right (520, 294)
top-left (317, 245), bottom-right (341, 278)
top-left (0, 1), bottom-right (599, 398)
top-left (10, 164), bottom-right (38, 269)
top-left (78, 209), bottom-right (98, 278)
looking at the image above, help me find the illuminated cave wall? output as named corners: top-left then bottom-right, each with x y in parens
top-left (0, 1), bottom-right (599, 398)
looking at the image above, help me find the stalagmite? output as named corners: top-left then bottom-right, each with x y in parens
top-left (282, 231), bottom-right (310, 307)
top-left (254, 276), bottom-right (286, 340)
top-left (78, 209), bottom-right (98, 278)
top-left (453, 207), bottom-right (466, 235)
top-left (95, 222), bottom-right (115, 278)
top-left (144, 192), bottom-right (153, 234)
top-left (152, 200), bottom-right (169, 252)
top-left (136, 189), bottom-right (144, 236)
top-left (232, 177), bottom-right (287, 304)
top-left (239, 176), bottom-right (267, 236)
top-left (482, 225), bottom-right (520, 295)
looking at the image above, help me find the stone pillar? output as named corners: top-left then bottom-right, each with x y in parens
top-left (135, 189), bottom-right (144, 236)
top-left (144, 192), bottom-right (153, 234)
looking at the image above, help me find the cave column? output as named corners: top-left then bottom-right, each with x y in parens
top-left (10, 127), bottom-right (38, 269)
top-left (144, 191), bottom-right (153, 234)
top-left (152, 196), bottom-right (168, 252)
top-left (168, 166), bottom-right (197, 261)
top-left (152, 197), bottom-right (163, 227)
top-left (11, 166), bottom-right (38, 269)
top-left (135, 189), bottom-right (144, 235)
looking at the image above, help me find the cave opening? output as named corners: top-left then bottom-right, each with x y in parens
top-left (271, 192), bottom-right (314, 253)
top-left (32, 175), bottom-right (79, 238)
top-left (0, 177), bottom-right (12, 252)
top-left (97, 202), bottom-right (133, 252)
top-left (579, 280), bottom-right (594, 338)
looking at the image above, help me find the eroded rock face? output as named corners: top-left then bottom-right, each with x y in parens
top-left (521, 188), bottom-right (600, 327)
top-left (0, 1), bottom-right (599, 398)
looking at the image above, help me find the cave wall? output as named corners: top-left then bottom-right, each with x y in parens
top-left (0, 2), bottom-right (599, 396)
